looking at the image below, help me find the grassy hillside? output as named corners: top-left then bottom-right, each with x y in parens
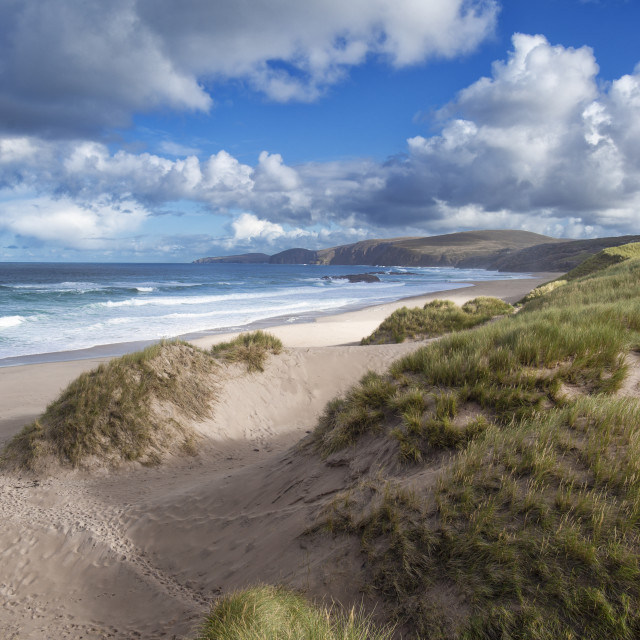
top-left (492, 234), bottom-right (640, 272)
top-left (194, 231), bottom-right (640, 272)
top-left (520, 241), bottom-right (640, 304)
top-left (561, 241), bottom-right (640, 280)
top-left (316, 230), bottom-right (559, 268)
top-left (309, 256), bottom-right (640, 639)
top-left (195, 230), bottom-right (562, 269)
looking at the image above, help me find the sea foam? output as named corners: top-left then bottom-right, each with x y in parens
top-left (0, 315), bottom-right (25, 329)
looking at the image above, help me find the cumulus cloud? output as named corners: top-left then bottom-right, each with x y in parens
top-left (3, 33), bottom-right (640, 256)
top-left (229, 213), bottom-right (312, 245)
top-left (0, 194), bottom-right (149, 249)
top-left (0, 0), bottom-right (497, 136)
top-left (394, 34), bottom-right (640, 237)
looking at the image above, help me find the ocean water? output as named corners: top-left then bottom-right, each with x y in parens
top-left (0, 262), bottom-right (531, 365)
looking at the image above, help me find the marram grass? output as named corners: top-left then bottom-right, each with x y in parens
top-left (311, 257), bottom-right (640, 638)
top-left (1, 340), bottom-right (216, 470)
top-left (195, 585), bottom-right (394, 640)
top-left (1, 331), bottom-right (284, 470)
top-left (210, 330), bottom-right (283, 372)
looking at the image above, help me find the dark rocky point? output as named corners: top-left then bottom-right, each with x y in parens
top-left (321, 273), bottom-right (381, 283)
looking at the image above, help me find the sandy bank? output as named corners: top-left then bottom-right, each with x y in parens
top-left (0, 273), bottom-right (556, 639)
top-left (0, 275), bottom-right (554, 448)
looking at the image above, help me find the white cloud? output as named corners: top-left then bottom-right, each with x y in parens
top-left (397, 34), bottom-right (640, 235)
top-left (0, 0), bottom-right (497, 135)
top-left (2, 33), bottom-right (640, 257)
top-left (254, 152), bottom-right (300, 191)
top-left (202, 151), bottom-right (254, 192)
top-left (453, 34), bottom-right (598, 126)
top-left (0, 194), bottom-right (149, 249)
top-left (229, 212), bottom-right (313, 246)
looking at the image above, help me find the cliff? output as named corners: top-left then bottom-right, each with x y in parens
top-left (193, 230), bottom-right (640, 272)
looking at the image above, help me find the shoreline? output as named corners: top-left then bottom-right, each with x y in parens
top-left (194, 273), bottom-right (559, 349)
top-left (0, 273), bottom-right (558, 447)
top-left (0, 273), bottom-right (558, 368)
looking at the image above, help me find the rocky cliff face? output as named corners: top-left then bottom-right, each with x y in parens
top-left (193, 230), bottom-right (640, 272)
top-left (268, 248), bottom-right (320, 264)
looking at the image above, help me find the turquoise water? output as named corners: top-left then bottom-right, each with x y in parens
top-left (0, 262), bottom-right (530, 364)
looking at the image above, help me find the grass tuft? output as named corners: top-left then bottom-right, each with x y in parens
top-left (313, 372), bottom-right (395, 456)
top-left (195, 585), bottom-right (394, 640)
top-left (210, 330), bottom-right (283, 372)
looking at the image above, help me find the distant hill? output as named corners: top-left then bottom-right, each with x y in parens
top-left (193, 252), bottom-right (270, 264)
top-left (193, 230), bottom-right (640, 272)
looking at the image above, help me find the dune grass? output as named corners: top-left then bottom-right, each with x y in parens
top-left (361, 296), bottom-right (513, 345)
top-left (1, 341), bottom-right (217, 470)
top-left (210, 330), bottom-right (283, 372)
top-left (195, 585), bottom-right (394, 640)
top-left (520, 241), bottom-right (640, 304)
top-left (316, 297), bottom-right (634, 460)
top-left (1, 331), bottom-right (284, 472)
top-left (311, 257), bottom-right (640, 638)
top-left (565, 241), bottom-right (640, 280)
top-left (0, 331), bottom-right (282, 470)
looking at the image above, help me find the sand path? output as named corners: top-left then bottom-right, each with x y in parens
top-left (0, 342), bottom-right (419, 639)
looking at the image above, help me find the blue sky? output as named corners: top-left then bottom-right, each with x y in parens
top-left (1, 0), bottom-right (639, 262)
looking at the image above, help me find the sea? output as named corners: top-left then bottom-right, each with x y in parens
top-left (0, 262), bottom-right (532, 366)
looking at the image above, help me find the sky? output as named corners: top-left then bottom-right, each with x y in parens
top-left (0, 0), bottom-right (639, 262)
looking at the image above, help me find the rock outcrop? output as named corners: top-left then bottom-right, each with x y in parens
top-left (321, 274), bottom-right (381, 283)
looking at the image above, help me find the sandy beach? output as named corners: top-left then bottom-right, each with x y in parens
top-left (0, 274), bottom-right (555, 639)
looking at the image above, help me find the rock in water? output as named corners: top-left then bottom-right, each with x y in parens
top-left (321, 274), bottom-right (381, 283)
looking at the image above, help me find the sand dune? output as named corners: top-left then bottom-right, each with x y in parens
top-left (0, 343), bottom-right (416, 638)
top-left (0, 276), bottom-right (554, 639)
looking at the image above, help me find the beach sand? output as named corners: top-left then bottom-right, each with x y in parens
top-left (0, 274), bottom-right (555, 639)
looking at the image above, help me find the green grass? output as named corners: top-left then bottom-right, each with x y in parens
top-left (310, 257), bottom-right (640, 638)
top-left (210, 330), bottom-right (283, 372)
top-left (195, 585), bottom-right (394, 640)
top-left (361, 297), bottom-right (513, 345)
top-left (520, 241), bottom-right (640, 304)
top-left (565, 241), bottom-right (640, 280)
top-left (314, 371), bottom-right (395, 455)
top-left (324, 399), bottom-right (640, 639)
top-left (317, 295), bottom-right (635, 461)
top-left (0, 341), bottom-right (217, 470)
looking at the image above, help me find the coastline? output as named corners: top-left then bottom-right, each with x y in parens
top-left (0, 273), bottom-right (557, 447)
top-left (0, 271), bottom-right (563, 638)
top-left (0, 273), bottom-right (558, 368)
top-left (190, 273), bottom-right (559, 349)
